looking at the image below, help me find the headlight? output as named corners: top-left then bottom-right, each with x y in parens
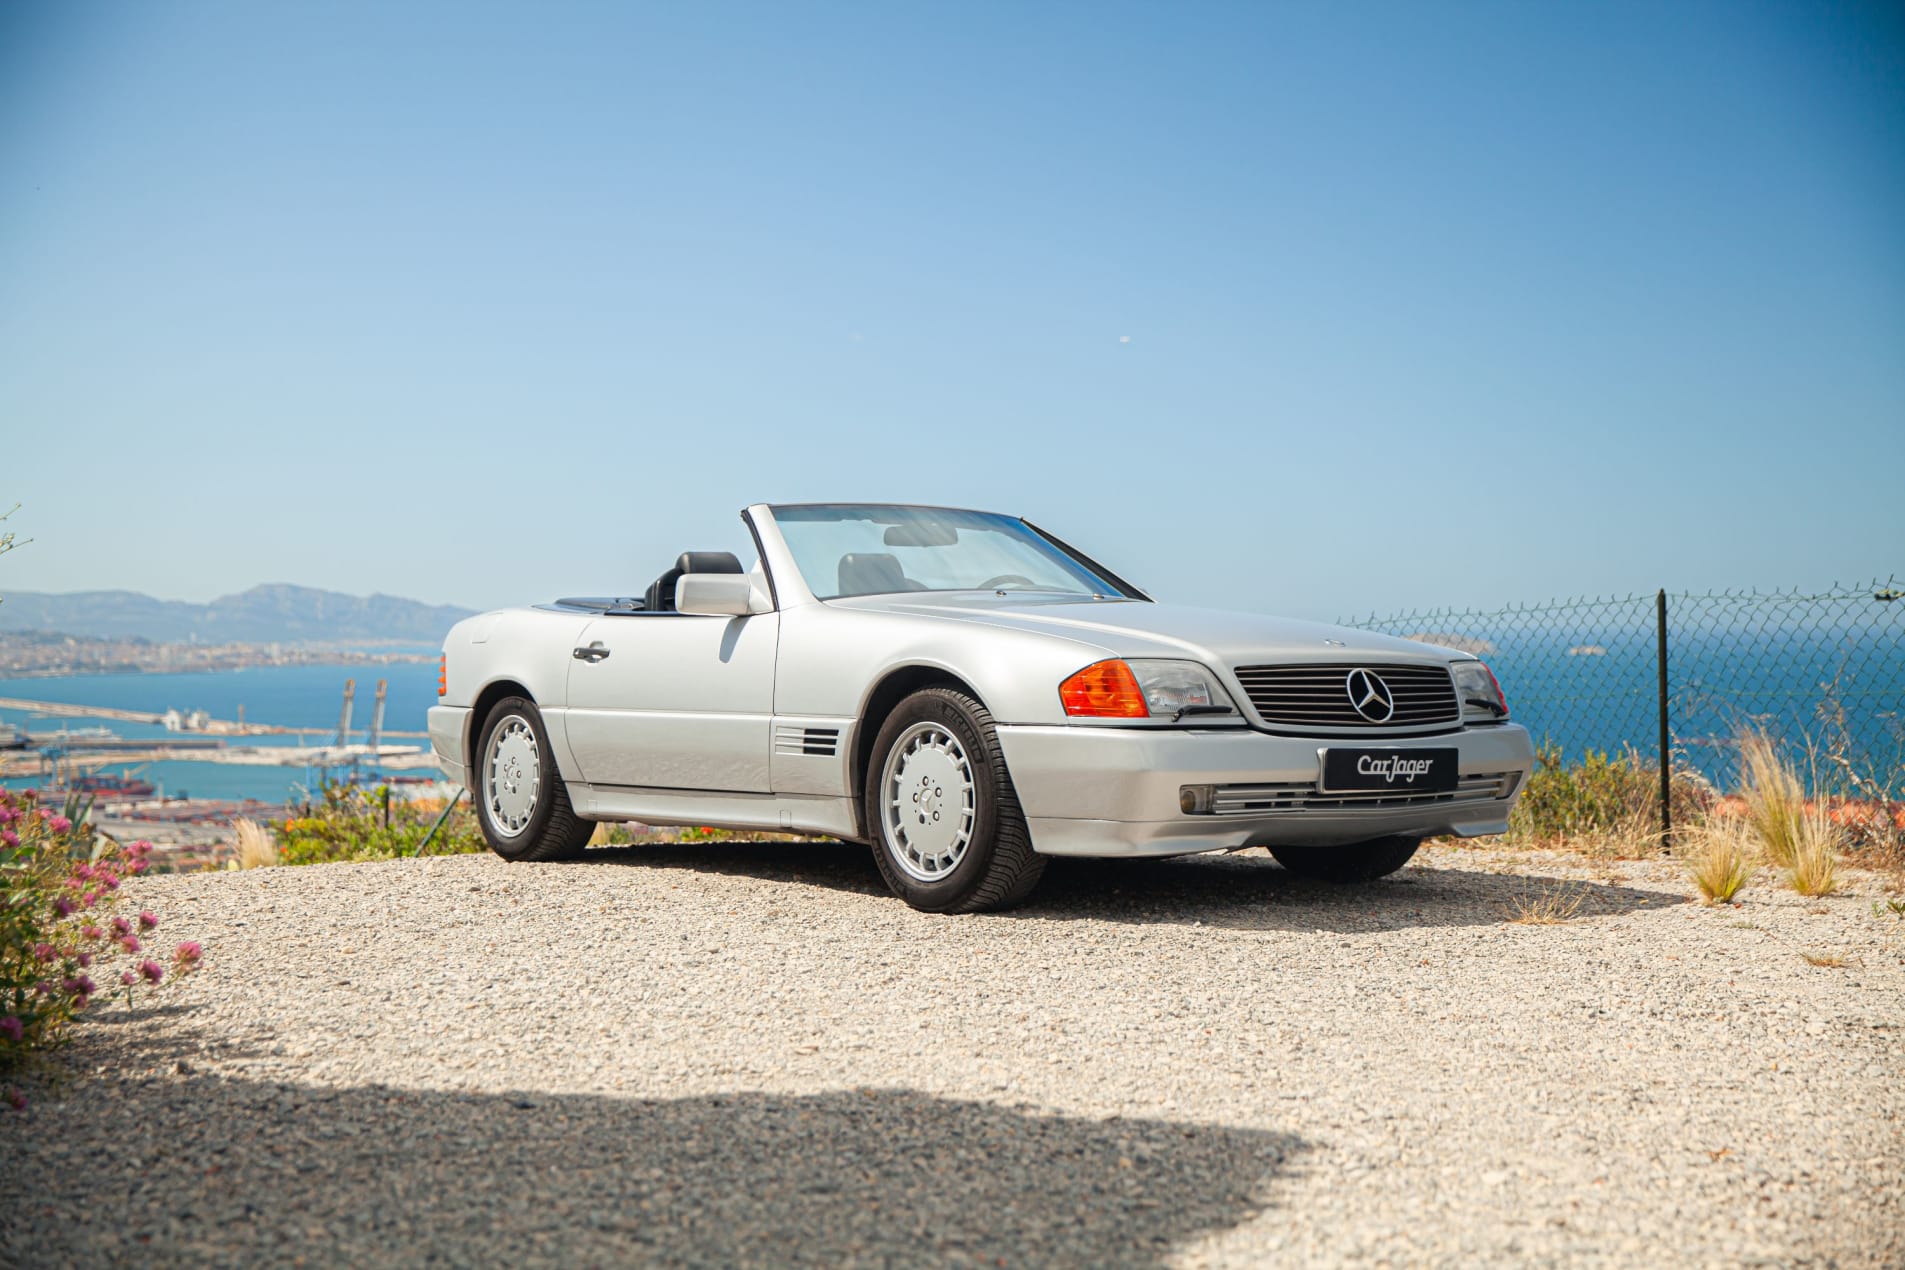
top-left (1059, 659), bottom-right (1240, 721)
top-left (1451, 661), bottom-right (1508, 721)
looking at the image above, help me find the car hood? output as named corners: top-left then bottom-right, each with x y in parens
top-left (825, 593), bottom-right (1466, 667)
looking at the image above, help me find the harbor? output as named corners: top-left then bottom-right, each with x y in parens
top-left (0, 669), bottom-right (449, 814)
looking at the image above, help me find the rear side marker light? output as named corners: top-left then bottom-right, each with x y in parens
top-left (1060, 659), bottom-right (1150, 718)
top-left (437, 654), bottom-right (447, 697)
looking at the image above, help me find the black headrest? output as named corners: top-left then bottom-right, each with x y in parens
top-left (677, 551), bottom-right (743, 575)
top-left (838, 552), bottom-right (910, 597)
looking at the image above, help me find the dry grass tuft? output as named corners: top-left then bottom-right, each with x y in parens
top-left (233, 817), bottom-right (278, 869)
top-left (1801, 952), bottom-right (1850, 969)
top-left (1506, 880), bottom-right (1587, 925)
top-left (1788, 820), bottom-right (1840, 896)
top-left (1680, 816), bottom-right (1752, 904)
top-left (1733, 728), bottom-right (1843, 896)
top-left (1737, 730), bottom-right (1809, 869)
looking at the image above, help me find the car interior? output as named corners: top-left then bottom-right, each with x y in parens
top-left (552, 551), bottom-right (746, 615)
top-left (836, 552), bottom-right (926, 596)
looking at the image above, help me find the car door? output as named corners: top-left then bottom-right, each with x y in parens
top-left (562, 610), bottom-right (780, 792)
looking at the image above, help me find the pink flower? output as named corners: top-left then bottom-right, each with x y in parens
top-left (111, 917), bottom-right (132, 937)
top-left (139, 960), bottom-right (164, 985)
top-left (98, 874), bottom-right (119, 891)
top-left (76, 952), bottom-right (92, 968)
top-left (32, 943), bottom-right (55, 963)
top-left (118, 935), bottom-right (141, 954)
top-left (53, 896), bottom-right (73, 918)
top-left (64, 974), bottom-right (95, 1001)
top-left (173, 941), bottom-right (203, 970)
top-left (47, 815), bottom-right (71, 833)
top-left (0, 1017), bottom-right (21, 1043)
top-left (1, 830), bottom-right (18, 850)
top-left (81, 924), bottom-right (103, 942)
top-left (120, 971), bottom-right (137, 986)
top-left (0, 805), bottom-right (17, 824)
top-left (138, 911), bottom-right (158, 931)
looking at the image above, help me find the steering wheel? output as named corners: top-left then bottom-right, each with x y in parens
top-left (978, 574), bottom-right (1038, 590)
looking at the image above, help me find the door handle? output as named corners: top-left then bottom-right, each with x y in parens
top-left (572, 643), bottom-right (610, 663)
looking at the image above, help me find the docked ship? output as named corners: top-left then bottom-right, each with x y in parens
top-left (71, 772), bottom-right (158, 799)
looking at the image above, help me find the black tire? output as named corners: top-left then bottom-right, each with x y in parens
top-left (1270, 836), bottom-right (1421, 883)
top-left (472, 697), bottom-right (594, 862)
top-left (863, 687), bottom-right (1045, 913)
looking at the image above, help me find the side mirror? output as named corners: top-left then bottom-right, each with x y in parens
top-left (675, 573), bottom-right (771, 617)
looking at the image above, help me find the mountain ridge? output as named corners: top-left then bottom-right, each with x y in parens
top-left (0, 584), bottom-right (476, 645)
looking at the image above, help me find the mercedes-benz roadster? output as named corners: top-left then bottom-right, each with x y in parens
top-left (429, 503), bottom-right (1534, 912)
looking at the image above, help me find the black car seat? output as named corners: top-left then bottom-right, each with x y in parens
top-left (645, 551), bottom-right (744, 613)
top-left (836, 552), bottom-right (922, 597)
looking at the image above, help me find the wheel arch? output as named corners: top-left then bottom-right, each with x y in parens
top-left (849, 664), bottom-right (987, 840)
top-left (466, 678), bottom-right (536, 776)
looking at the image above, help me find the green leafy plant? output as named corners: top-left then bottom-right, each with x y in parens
top-left (1508, 743), bottom-right (1709, 854)
top-left (270, 779), bottom-right (486, 865)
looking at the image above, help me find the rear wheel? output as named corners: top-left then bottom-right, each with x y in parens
top-left (473, 697), bottom-right (593, 862)
top-left (1270, 836), bottom-right (1420, 883)
top-left (864, 687), bottom-right (1045, 913)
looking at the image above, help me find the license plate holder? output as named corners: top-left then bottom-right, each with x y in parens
top-left (1319, 747), bottom-right (1460, 794)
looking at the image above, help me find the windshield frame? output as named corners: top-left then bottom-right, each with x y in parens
top-left (760, 503), bottom-right (1149, 603)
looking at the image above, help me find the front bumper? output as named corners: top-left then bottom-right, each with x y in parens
top-left (994, 722), bottom-right (1535, 858)
top-left (427, 705), bottom-right (471, 788)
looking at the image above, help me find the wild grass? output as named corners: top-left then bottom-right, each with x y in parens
top-left (1788, 820), bottom-right (1840, 896)
top-left (1801, 952), bottom-right (1850, 969)
top-left (1680, 816), bottom-right (1752, 904)
top-left (1731, 728), bottom-right (1843, 895)
top-left (1505, 880), bottom-right (1587, 925)
top-left (1737, 730), bottom-right (1809, 869)
top-left (232, 817), bottom-right (277, 869)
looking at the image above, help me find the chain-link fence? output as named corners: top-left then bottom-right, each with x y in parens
top-left (1342, 580), bottom-right (1905, 799)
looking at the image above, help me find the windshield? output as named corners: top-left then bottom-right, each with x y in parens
top-left (771, 505), bottom-right (1125, 600)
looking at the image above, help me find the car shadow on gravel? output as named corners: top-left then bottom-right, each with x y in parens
top-left (1023, 853), bottom-right (1687, 931)
top-left (577, 840), bottom-right (1684, 932)
top-left (2, 1060), bottom-right (1305, 1269)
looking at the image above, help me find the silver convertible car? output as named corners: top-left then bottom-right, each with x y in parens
top-left (429, 503), bottom-right (1534, 912)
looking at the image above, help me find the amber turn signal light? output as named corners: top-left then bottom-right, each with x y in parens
top-left (437, 653), bottom-right (447, 698)
top-left (1059, 659), bottom-right (1150, 718)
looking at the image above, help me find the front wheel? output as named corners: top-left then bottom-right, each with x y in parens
top-left (1270, 836), bottom-right (1421, 883)
top-left (473, 697), bottom-right (594, 862)
top-left (863, 687), bottom-right (1045, 913)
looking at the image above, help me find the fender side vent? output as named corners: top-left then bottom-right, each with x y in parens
top-left (775, 725), bottom-right (840, 757)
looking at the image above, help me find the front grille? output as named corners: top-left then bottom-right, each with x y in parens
top-left (1209, 772), bottom-right (1518, 816)
top-left (1231, 663), bottom-right (1460, 729)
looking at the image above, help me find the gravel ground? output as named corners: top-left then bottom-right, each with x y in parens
top-left (5, 840), bottom-right (1902, 1267)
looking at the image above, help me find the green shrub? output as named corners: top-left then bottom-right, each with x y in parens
top-left (1509, 743), bottom-right (1710, 850)
top-left (271, 779), bottom-right (486, 865)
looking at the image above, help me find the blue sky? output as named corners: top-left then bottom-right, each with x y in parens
top-left (2, 1), bottom-right (1900, 619)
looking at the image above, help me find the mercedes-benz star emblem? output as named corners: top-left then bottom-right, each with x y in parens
top-left (1344, 668), bottom-right (1396, 723)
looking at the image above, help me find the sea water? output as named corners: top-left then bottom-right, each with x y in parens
top-left (0, 663), bottom-right (441, 804)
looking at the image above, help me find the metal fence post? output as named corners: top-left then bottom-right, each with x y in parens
top-left (1656, 588), bottom-right (1672, 851)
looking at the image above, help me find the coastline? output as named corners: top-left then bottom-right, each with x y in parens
top-left (0, 631), bottom-right (435, 678)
